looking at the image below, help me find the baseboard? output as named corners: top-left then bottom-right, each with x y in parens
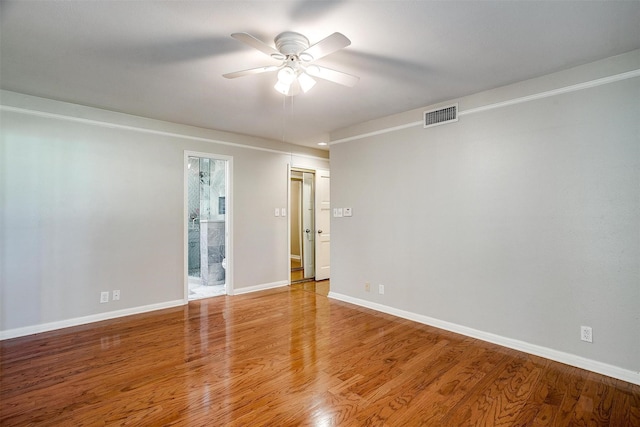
top-left (232, 280), bottom-right (289, 295)
top-left (290, 255), bottom-right (301, 261)
top-left (2, 281), bottom-right (290, 340)
top-left (328, 291), bottom-right (640, 386)
top-left (0, 299), bottom-right (186, 341)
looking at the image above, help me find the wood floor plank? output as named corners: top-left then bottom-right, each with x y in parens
top-left (569, 373), bottom-right (617, 426)
top-left (391, 343), bottom-right (509, 426)
top-left (1, 286), bottom-right (639, 426)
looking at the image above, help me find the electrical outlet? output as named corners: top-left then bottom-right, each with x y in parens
top-left (365, 282), bottom-right (370, 292)
top-left (379, 284), bottom-right (385, 295)
top-left (112, 290), bottom-right (120, 301)
top-left (100, 291), bottom-right (109, 303)
top-left (580, 326), bottom-right (593, 343)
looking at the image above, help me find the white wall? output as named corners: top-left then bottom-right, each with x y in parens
top-left (329, 51), bottom-right (640, 383)
top-left (0, 91), bottom-right (329, 337)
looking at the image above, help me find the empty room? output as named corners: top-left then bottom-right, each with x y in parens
top-left (1, 1), bottom-right (639, 425)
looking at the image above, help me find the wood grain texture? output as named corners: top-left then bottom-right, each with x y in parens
top-left (1, 286), bottom-right (638, 426)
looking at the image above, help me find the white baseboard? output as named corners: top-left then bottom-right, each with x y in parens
top-left (0, 299), bottom-right (186, 341)
top-left (1, 281), bottom-right (290, 340)
top-left (232, 280), bottom-right (289, 295)
top-left (328, 291), bottom-right (640, 386)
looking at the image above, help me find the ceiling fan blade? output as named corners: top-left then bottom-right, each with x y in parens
top-left (231, 32), bottom-right (281, 57)
top-left (223, 65), bottom-right (280, 79)
top-left (305, 65), bottom-right (359, 87)
top-left (301, 32), bottom-right (351, 61)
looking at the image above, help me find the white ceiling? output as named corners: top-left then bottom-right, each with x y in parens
top-left (1, 1), bottom-right (639, 150)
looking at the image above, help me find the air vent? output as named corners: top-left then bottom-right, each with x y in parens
top-left (424, 104), bottom-right (458, 128)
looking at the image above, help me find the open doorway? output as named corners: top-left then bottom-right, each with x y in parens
top-left (290, 169), bottom-right (315, 283)
top-left (185, 152), bottom-right (231, 300)
top-left (289, 168), bottom-right (331, 287)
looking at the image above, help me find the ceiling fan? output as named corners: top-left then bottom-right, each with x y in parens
top-left (223, 31), bottom-right (359, 96)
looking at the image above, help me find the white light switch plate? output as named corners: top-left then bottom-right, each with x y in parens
top-left (334, 208), bottom-right (343, 217)
top-left (344, 207), bottom-right (352, 217)
top-left (274, 208), bottom-right (280, 217)
top-left (281, 208), bottom-right (286, 217)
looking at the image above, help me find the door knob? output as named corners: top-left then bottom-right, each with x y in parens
top-left (305, 229), bottom-right (311, 233)
top-left (317, 230), bottom-right (323, 234)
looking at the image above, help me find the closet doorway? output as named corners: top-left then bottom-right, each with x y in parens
top-left (290, 170), bottom-right (315, 283)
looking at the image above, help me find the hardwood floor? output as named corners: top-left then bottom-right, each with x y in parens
top-left (1, 286), bottom-right (638, 426)
top-left (290, 258), bottom-right (307, 283)
top-left (291, 279), bottom-right (330, 297)
top-left (291, 267), bottom-right (305, 283)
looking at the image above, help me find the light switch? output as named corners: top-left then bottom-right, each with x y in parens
top-left (274, 208), bottom-right (280, 217)
top-left (334, 208), bottom-right (343, 218)
top-left (281, 208), bottom-right (287, 217)
top-left (344, 207), bottom-right (352, 217)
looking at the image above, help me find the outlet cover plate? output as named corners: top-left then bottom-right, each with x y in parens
top-left (100, 291), bottom-right (109, 303)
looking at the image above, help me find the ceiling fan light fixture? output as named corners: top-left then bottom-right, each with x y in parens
top-left (306, 64), bottom-right (321, 75)
top-left (298, 72), bottom-right (316, 93)
top-left (274, 80), bottom-right (291, 95)
top-left (277, 66), bottom-right (296, 85)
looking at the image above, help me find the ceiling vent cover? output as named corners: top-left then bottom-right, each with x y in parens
top-left (424, 104), bottom-right (458, 128)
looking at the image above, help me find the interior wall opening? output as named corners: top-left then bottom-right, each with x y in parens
top-left (290, 169), bottom-right (315, 283)
top-left (187, 155), bottom-right (228, 299)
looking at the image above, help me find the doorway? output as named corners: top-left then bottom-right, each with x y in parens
top-left (289, 168), bottom-right (331, 285)
top-left (185, 152), bottom-right (231, 300)
top-left (290, 170), bottom-right (315, 283)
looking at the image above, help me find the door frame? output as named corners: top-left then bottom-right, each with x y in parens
top-left (288, 165), bottom-right (328, 284)
top-left (184, 151), bottom-right (234, 301)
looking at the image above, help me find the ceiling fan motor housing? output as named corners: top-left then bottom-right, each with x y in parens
top-left (274, 32), bottom-right (310, 57)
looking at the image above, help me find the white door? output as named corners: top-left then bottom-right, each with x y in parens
top-left (315, 170), bottom-right (330, 280)
top-left (301, 172), bottom-right (315, 279)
